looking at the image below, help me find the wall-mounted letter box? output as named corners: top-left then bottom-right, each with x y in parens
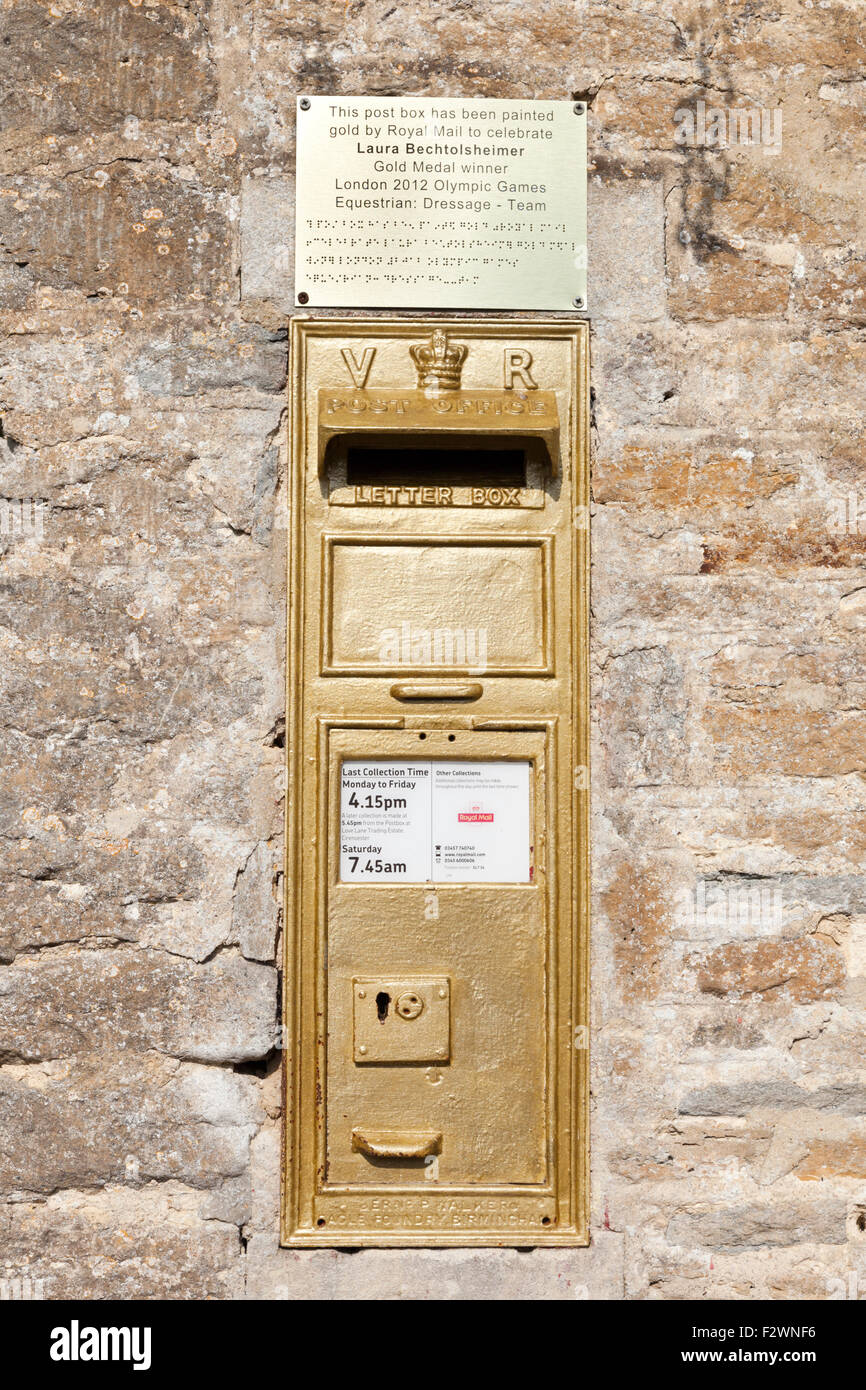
top-left (284, 318), bottom-right (589, 1246)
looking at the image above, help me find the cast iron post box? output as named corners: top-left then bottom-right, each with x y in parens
top-left (284, 317), bottom-right (589, 1245)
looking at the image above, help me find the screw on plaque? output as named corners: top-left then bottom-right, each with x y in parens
top-left (573, 102), bottom-right (585, 114)
top-left (299, 97), bottom-right (311, 111)
top-left (573, 296), bottom-right (585, 309)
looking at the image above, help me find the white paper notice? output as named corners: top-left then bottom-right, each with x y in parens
top-left (340, 760), bottom-right (531, 883)
top-left (431, 761), bottom-right (530, 883)
top-left (340, 762), bottom-right (431, 881)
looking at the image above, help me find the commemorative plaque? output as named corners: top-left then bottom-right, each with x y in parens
top-left (294, 95), bottom-right (587, 310)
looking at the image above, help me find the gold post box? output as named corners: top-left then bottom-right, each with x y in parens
top-left (283, 317), bottom-right (589, 1246)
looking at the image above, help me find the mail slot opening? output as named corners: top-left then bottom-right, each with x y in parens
top-left (322, 422), bottom-right (557, 482)
top-left (345, 444), bottom-right (527, 489)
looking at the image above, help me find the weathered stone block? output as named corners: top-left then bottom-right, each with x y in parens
top-left (593, 436), bottom-right (798, 512)
top-left (241, 177), bottom-right (295, 311)
top-left (0, 168), bottom-right (233, 307)
top-left (666, 1200), bottom-right (847, 1251)
top-left (670, 166), bottom-right (853, 250)
top-left (0, 0), bottom-right (216, 139)
top-left (0, 1055), bottom-right (261, 1194)
top-left (680, 1082), bottom-right (866, 1117)
top-left (0, 836), bottom-right (204, 962)
top-left (692, 938), bottom-right (846, 1003)
top-left (602, 862), bottom-right (673, 1006)
top-left (702, 705), bottom-right (866, 779)
top-left (233, 841), bottom-right (280, 962)
top-left (0, 1186), bottom-right (242, 1300)
top-left (667, 235), bottom-right (791, 321)
top-left (598, 646), bottom-right (687, 786)
top-left (592, 322), bottom-right (866, 434)
top-left (134, 323), bottom-right (288, 397)
top-left (588, 181), bottom-right (665, 322)
top-left (0, 949), bottom-right (277, 1064)
top-left (706, 1), bottom-right (866, 73)
top-left (795, 253), bottom-right (866, 324)
top-left (245, 1234), bottom-right (626, 1300)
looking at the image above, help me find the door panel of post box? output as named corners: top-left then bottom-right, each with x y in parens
top-left (325, 728), bottom-right (548, 1188)
top-left (284, 318), bottom-right (589, 1247)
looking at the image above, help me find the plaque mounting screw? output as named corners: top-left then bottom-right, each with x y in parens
top-left (573, 102), bottom-right (585, 114)
top-left (573, 296), bottom-right (585, 309)
top-left (299, 97), bottom-right (311, 111)
top-left (297, 291), bottom-right (309, 304)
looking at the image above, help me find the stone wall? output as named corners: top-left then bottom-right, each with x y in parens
top-left (1, 0), bottom-right (864, 1300)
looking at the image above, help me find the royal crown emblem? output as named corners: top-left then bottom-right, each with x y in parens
top-left (409, 329), bottom-right (468, 391)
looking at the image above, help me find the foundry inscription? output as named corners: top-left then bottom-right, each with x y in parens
top-left (295, 96), bottom-right (587, 310)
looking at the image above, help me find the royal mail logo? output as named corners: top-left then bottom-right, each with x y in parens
top-left (458, 803), bottom-right (493, 823)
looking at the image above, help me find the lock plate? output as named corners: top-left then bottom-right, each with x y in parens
top-left (353, 976), bottom-right (451, 1063)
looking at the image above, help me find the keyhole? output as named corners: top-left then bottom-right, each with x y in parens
top-left (376, 991), bottom-right (390, 1023)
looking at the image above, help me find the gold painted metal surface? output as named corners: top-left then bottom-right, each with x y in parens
top-left (353, 976), bottom-right (451, 1063)
top-left (390, 682), bottom-right (483, 702)
top-left (352, 1130), bottom-right (442, 1160)
top-left (317, 388), bottom-right (562, 475)
top-left (283, 317), bottom-right (590, 1246)
top-left (324, 537), bottom-right (552, 675)
top-left (294, 96), bottom-right (587, 311)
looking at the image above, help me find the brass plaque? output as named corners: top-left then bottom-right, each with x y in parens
top-left (284, 317), bottom-right (590, 1247)
top-left (295, 96), bottom-right (587, 310)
